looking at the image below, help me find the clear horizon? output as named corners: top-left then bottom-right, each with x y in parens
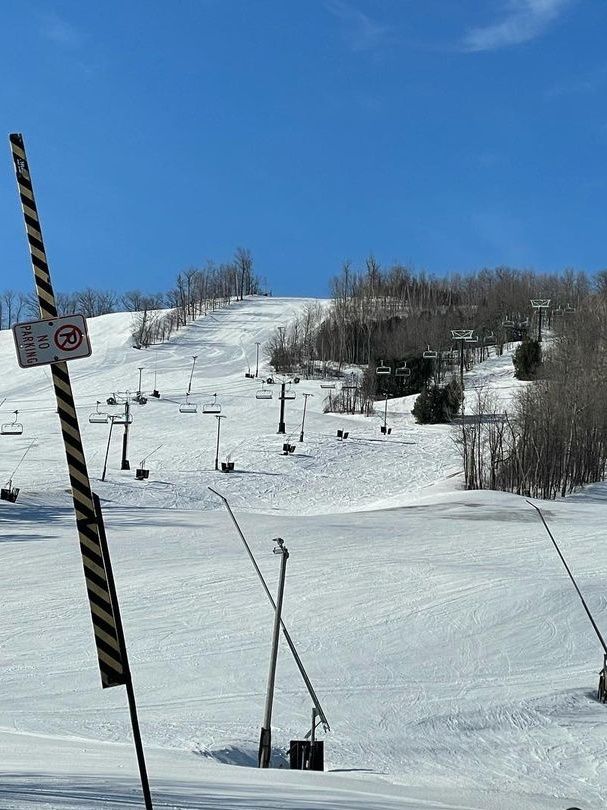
top-left (1, 1), bottom-right (604, 299)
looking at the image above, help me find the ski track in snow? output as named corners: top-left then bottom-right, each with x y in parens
top-left (0, 297), bottom-right (604, 809)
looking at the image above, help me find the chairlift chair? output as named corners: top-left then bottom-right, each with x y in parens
top-left (380, 425), bottom-right (392, 435)
top-left (376, 360), bottom-right (391, 375)
top-left (202, 393), bottom-right (221, 414)
top-left (395, 363), bottom-right (411, 378)
top-left (282, 385), bottom-right (296, 401)
top-left (502, 319), bottom-right (515, 328)
top-left (179, 394), bottom-right (198, 414)
top-left (423, 347), bottom-right (438, 359)
top-left (89, 401), bottom-right (109, 424)
top-left (1, 411), bottom-right (24, 436)
top-left (256, 382), bottom-right (273, 400)
top-left (135, 467), bottom-right (150, 480)
top-left (320, 382), bottom-right (336, 389)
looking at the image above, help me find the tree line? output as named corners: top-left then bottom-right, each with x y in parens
top-left (1, 248), bottom-right (265, 347)
top-left (459, 295), bottom-right (607, 499)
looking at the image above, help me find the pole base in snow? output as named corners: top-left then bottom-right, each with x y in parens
top-left (121, 460), bottom-right (130, 470)
top-left (258, 726), bottom-right (272, 768)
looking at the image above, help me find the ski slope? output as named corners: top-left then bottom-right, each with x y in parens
top-left (0, 296), bottom-right (605, 809)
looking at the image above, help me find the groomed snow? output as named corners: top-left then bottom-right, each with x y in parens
top-left (0, 297), bottom-right (604, 809)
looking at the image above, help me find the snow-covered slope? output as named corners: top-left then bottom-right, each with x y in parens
top-left (0, 297), bottom-right (604, 809)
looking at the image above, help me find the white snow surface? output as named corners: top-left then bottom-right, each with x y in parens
top-left (0, 296), bottom-right (604, 809)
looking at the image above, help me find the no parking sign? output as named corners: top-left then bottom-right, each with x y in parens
top-left (12, 313), bottom-right (92, 368)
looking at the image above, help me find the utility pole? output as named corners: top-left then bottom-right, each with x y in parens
top-left (277, 381), bottom-right (287, 434)
top-left (450, 329), bottom-right (474, 392)
top-left (299, 393), bottom-right (312, 442)
top-left (259, 537), bottom-right (289, 769)
top-left (531, 299), bottom-right (550, 343)
top-left (383, 392), bottom-right (389, 434)
top-left (255, 342), bottom-right (261, 378)
top-left (214, 414), bottom-right (226, 471)
top-left (188, 355), bottom-right (198, 395)
top-left (121, 399), bottom-right (130, 470)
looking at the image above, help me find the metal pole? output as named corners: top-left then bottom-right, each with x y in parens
top-left (255, 342), bottom-right (260, 378)
top-left (538, 307), bottom-right (543, 342)
top-left (9, 132), bottom-right (125, 689)
top-left (383, 393), bottom-right (388, 433)
top-left (137, 367), bottom-right (143, 397)
top-left (459, 340), bottom-right (464, 390)
top-left (93, 494), bottom-right (154, 809)
top-left (121, 400), bottom-right (130, 470)
top-left (259, 538), bottom-right (289, 769)
top-left (101, 417), bottom-right (115, 481)
top-left (214, 415), bottom-right (225, 471)
top-left (207, 487), bottom-right (330, 732)
top-left (188, 355), bottom-right (198, 395)
top-left (278, 382), bottom-right (286, 434)
top-left (527, 501), bottom-right (607, 654)
top-left (299, 392), bottom-right (311, 442)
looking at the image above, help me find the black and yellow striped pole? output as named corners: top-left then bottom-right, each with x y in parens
top-left (9, 133), bottom-right (153, 808)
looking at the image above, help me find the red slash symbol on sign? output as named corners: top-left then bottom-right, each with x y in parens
top-left (54, 323), bottom-right (84, 352)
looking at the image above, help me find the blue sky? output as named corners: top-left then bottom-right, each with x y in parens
top-left (1, 1), bottom-right (605, 297)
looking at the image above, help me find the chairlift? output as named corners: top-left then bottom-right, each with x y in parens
top-left (282, 385), bottom-right (296, 401)
top-left (423, 346), bottom-right (438, 359)
top-left (245, 372), bottom-right (255, 379)
top-left (151, 390), bottom-right (161, 398)
top-left (1, 411), bottom-right (23, 436)
top-left (395, 362), bottom-right (411, 378)
top-left (202, 393), bottom-right (222, 414)
top-left (483, 331), bottom-right (496, 345)
top-left (320, 382), bottom-right (336, 389)
top-left (89, 401), bottom-right (109, 424)
top-left (0, 479), bottom-right (19, 502)
top-left (179, 394), bottom-right (198, 414)
top-left (380, 425), bottom-right (392, 435)
top-left (502, 319), bottom-right (515, 328)
top-left (221, 460), bottom-right (235, 472)
top-left (282, 442), bottom-right (296, 455)
top-left (256, 382), bottom-right (273, 400)
top-left (336, 429), bottom-right (350, 440)
top-left (376, 360), bottom-right (391, 375)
